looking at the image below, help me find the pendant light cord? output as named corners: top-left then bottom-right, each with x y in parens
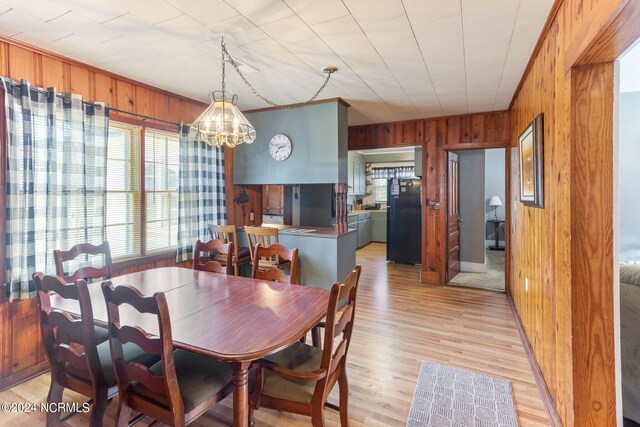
top-left (220, 38), bottom-right (335, 110)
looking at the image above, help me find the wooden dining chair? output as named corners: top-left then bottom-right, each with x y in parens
top-left (54, 241), bottom-right (113, 284)
top-left (209, 224), bottom-right (251, 276)
top-left (33, 273), bottom-right (159, 427)
top-left (54, 241), bottom-right (114, 343)
top-left (245, 226), bottom-right (292, 271)
top-left (102, 283), bottom-right (233, 427)
top-left (251, 243), bottom-right (300, 285)
top-left (249, 265), bottom-right (362, 426)
top-left (192, 239), bottom-right (233, 275)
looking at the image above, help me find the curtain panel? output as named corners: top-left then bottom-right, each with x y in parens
top-left (176, 126), bottom-right (226, 262)
top-left (2, 78), bottom-right (108, 302)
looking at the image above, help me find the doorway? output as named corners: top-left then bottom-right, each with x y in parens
top-left (446, 148), bottom-right (506, 292)
top-left (617, 39), bottom-right (640, 427)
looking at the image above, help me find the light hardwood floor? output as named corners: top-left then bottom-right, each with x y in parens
top-left (0, 243), bottom-right (549, 426)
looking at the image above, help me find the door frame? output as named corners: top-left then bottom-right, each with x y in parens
top-left (443, 147), bottom-right (511, 290)
top-left (445, 151), bottom-right (461, 282)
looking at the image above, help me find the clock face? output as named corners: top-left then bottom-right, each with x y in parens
top-left (269, 134), bottom-right (292, 161)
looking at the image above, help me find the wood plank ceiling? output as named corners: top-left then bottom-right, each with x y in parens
top-left (0, 0), bottom-right (553, 125)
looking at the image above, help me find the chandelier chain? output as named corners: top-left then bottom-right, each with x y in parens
top-left (221, 40), bottom-right (333, 110)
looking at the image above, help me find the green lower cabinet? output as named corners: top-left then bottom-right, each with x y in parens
top-left (372, 212), bottom-right (387, 242)
top-left (357, 217), bottom-right (372, 248)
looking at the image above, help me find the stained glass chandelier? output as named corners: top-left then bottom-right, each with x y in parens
top-left (190, 38), bottom-right (337, 149)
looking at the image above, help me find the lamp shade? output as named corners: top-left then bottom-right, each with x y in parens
top-left (189, 91), bottom-right (256, 148)
top-left (489, 196), bottom-right (503, 206)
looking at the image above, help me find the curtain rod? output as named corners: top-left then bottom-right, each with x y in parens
top-left (106, 107), bottom-right (181, 127)
top-left (3, 81), bottom-right (182, 128)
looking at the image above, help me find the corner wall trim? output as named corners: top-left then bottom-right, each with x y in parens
top-left (507, 295), bottom-right (563, 427)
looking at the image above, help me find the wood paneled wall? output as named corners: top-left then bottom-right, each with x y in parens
top-left (348, 111), bottom-right (511, 285)
top-left (0, 38), bottom-right (205, 123)
top-left (509, 0), bottom-right (640, 425)
top-left (0, 38), bottom-right (210, 388)
top-left (224, 148), bottom-right (263, 228)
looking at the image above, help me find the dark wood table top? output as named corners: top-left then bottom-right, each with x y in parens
top-left (51, 267), bottom-right (330, 362)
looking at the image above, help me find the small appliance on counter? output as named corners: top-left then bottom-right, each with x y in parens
top-left (387, 178), bottom-right (422, 264)
top-left (364, 204), bottom-right (380, 210)
top-left (262, 214), bottom-right (284, 225)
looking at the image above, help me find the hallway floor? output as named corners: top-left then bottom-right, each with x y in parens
top-left (448, 248), bottom-right (506, 292)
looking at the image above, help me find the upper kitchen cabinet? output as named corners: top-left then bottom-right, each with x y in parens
top-left (414, 147), bottom-right (423, 177)
top-left (233, 99), bottom-right (349, 185)
top-left (348, 151), bottom-right (366, 196)
top-left (262, 185), bottom-right (292, 224)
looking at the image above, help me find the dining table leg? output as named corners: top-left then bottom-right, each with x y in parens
top-left (231, 361), bottom-right (251, 426)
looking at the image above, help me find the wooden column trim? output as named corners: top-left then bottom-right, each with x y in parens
top-left (570, 62), bottom-right (616, 427)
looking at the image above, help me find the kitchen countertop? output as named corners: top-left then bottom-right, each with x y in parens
top-left (239, 224), bottom-right (356, 239)
top-left (348, 209), bottom-right (387, 216)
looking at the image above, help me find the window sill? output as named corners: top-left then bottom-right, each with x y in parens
top-left (112, 250), bottom-right (176, 272)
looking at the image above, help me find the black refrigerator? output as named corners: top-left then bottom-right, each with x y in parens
top-left (387, 178), bottom-right (422, 264)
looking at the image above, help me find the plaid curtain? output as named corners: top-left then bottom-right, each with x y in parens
top-left (176, 125), bottom-right (226, 262)
top-left (2, 78), bottom-right (108, 302)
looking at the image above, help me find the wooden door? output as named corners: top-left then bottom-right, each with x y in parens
top-left (262, 185), bottom-right (284, 215)
top-left (447, 152), bottom-right (460, 281)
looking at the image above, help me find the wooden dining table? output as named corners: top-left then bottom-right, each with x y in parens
top-left (50, 266), bottom-right (330, 426)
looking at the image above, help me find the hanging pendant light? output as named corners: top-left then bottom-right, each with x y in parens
top-left (189, 39), bottom-right (256, 148)
top-left (190, 38), bottom-right (337, 148)
top-left (190, 91), bottom-right (256, 148)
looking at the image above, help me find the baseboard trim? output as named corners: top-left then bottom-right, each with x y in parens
top-left (0, 361), bottom-right (49, 393)
top-left (460, 261), bottom-right (487, 273)
top-left (507, 295), bottom-right (563, 427)
top-left (485, 239), bottom-right (506, 247)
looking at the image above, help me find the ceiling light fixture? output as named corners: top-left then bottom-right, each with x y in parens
top-left (190, 38), bottom-right (338, 149)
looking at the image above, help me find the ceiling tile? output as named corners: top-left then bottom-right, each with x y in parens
top-left (343, 0), bottom-right (405, 26)
top-left (0, 8), bottom-right (69, 41)
top-left (209, 14), bottom-right (267, 45)
top-left (12, 0), bottom-right (70, 22)
top-left (283, 0), bottom-right (348, 26)
top-left (56, 0), bottom-right (127, 24)
top-left (108, 0), bottom-right (183, 25)
top-left (47, 11), bottom-right (121, 44)
top-left (223, 0), bottom-right (293, 26)
top-left (102, 13), bottom-right (170, 45)
top-left (165, 0), bottom-right (237, 26)
top-left (154, 14), bottom-right (217, 43)
top-left (260, 14), bottom-right (315, 45)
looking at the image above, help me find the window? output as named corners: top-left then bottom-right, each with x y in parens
top-left (106, 123), bottom-right (141, 259)
top-left (145, 130), bottom-right (179, 253)
top-left (374, 179), bottom-right (387, 203)
top-left (106, 121), bottom-right (180, 259)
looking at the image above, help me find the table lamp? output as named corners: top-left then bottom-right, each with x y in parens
top-left (489, 196), bottom-right (502, 220)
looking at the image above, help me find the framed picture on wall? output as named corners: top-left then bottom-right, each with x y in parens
top-left (518, 113), bottom-right (544, 208)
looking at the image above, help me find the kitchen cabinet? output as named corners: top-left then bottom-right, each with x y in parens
top-left (347, 151), bottom-right (366, 196)
top-left (372, 211), bottom-right (387, 242)
top-left (353, 212), bottom-right (372, 248)
top-left (262, 185), bottom-right (292, 224)
top-left (414, 147), bottom-right (422, 177)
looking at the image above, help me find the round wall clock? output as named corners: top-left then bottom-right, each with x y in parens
top-left (269, 134), bottom-right (292, 161)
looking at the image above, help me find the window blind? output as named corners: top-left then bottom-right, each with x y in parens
top-left (106, 123), bottom-right (141, 259)
top-left (144, 129), bottom-right (179, 253)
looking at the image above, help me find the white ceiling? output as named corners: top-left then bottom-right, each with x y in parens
top-left (0, 0), bottom-right (553, 125)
